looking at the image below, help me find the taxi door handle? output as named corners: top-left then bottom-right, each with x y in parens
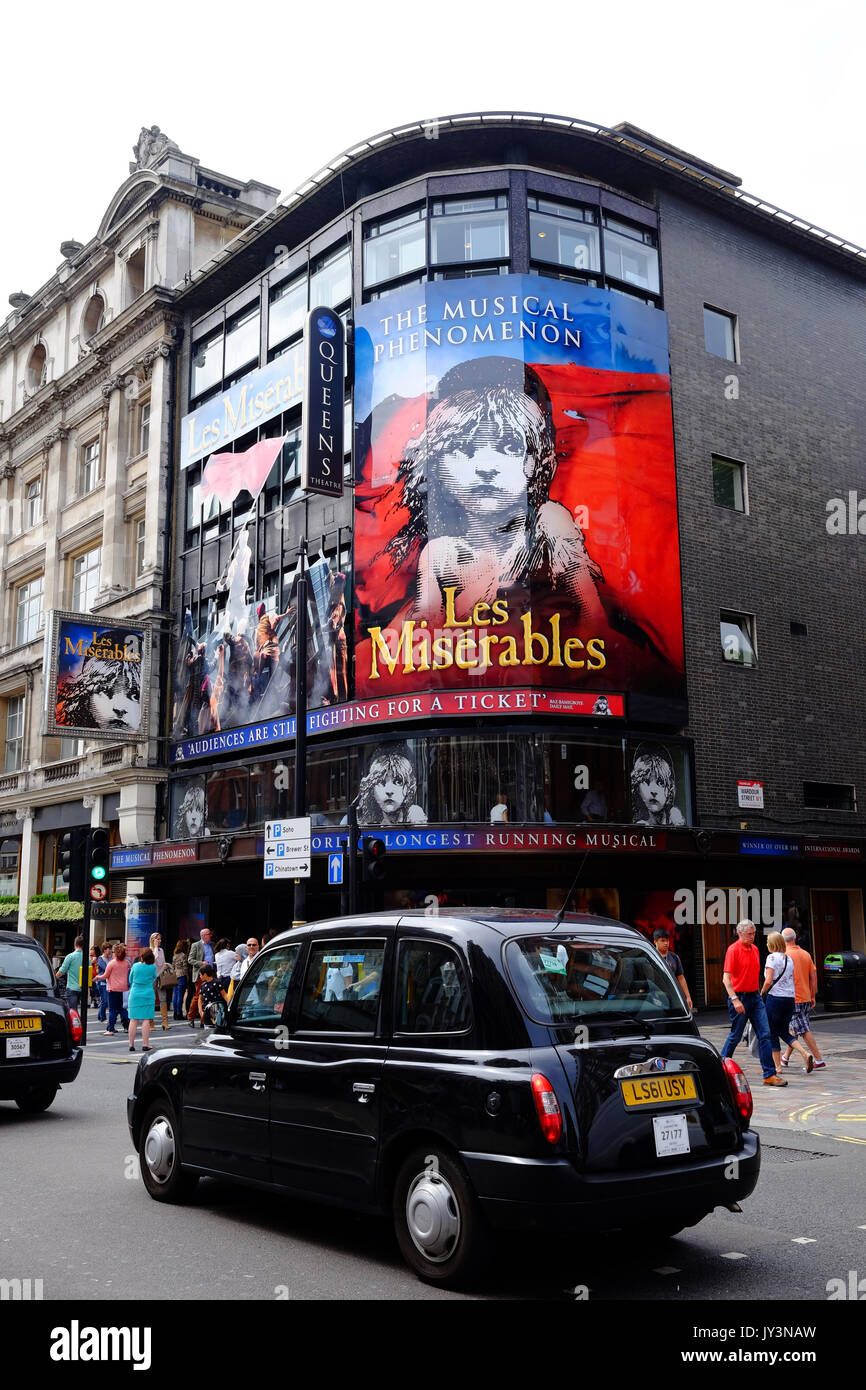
top-left (353, 1082), bottom-right (375, 1104)
top-left (249, 1071), bottom-right (267, 1092)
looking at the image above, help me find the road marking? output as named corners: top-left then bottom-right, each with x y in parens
top-left (720, 1252), bottom-right (747, 1260)
top-left (836, 1115), bottom-right (866, 1121)
top-left (791, 1237), bottom-right (817, 1244)
top-left (653, 1266), bottom-right (681, 1275)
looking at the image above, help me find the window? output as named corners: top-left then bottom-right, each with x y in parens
top-left (528, 196), bottom-right (600, 276)
top-left (0, 838), bottom-right (20, 895)
top-left (79, 439), bottom-right (101, 495)
top-left (26, 344), bottom-right (47, 393)
top-left (712, 456), bottom-right (747, 512)
top-left (803, 782), bottom-right (857, 813)
top-left (126, 248), bottom-right (145, 302)
top-left (224, 304), bottom-right (260, 379)
top-left (190, 327), bottom-right (224, 400)
top-left (395, 941), bottom-right (472, 1034)
top-left (704, 305), bottom-right (738, 361)
top-left (82, 294), bottom-right (105, 344)
top-left (5, 696), bottom-right (24, 773)
top-left (72, 546), bottom-right (102, 612)
top-left (26, 477), bottom-right (42, 527)
top-left (268, 274), bottom-right (306, 349)
top-left (431, 195), bottom-right (509, 265)
top-left (310, 245), bottom-right (351, 308)
top-left (59, 737), bottom-right (84, 760)
top-left (506, 938), bottom-right (686, 1025)
top-left (363, 206), bottom-right (427, 288)
top-left (233, 945), bottom-right (302, 1027)
top-left (602, 216), bottom-right (659, 293)
top-left (135, 518), bottom-right (146, 577)
top-left (298, 941), bottom-right (385, 1032)
top-left (720, 609), bottom-right (757, 667)
top-left (16, 575), bottom-right (43, 645)
top-left (138, 401), bottom-right (151, 457)
top-left (40, 831), bottom-right (68, 894)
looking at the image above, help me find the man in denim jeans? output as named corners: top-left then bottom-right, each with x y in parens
top-left (720, 920), bottom-right (788, 1087)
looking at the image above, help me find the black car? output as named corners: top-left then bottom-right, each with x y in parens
top-left (0, 930), bottom-right (84, 1112)
top-left (128, 910), bottom-right (759, 1285)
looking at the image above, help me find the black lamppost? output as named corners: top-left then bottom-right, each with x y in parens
top-left (292, 539), bottom-right (309, 926)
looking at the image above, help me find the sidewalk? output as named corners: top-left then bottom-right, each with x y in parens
top-left (696, 1011), bottom-right (866, 1144)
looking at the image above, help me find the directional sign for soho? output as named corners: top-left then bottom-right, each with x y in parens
top-left (264, 817), bottom-right (311, 879)
top-left (301, 307), bottom-right (345, 496)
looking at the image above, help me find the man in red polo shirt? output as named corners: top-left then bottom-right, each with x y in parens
top-left (720, 920), bottom-right (787, 1086)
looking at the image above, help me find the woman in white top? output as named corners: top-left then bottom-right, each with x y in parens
top-left (149, 931), bottom-right (172, 1032)
top-left (760, 931), bottom-right (811, 1074)
top-left (214, 939), bottom-right (239, 990)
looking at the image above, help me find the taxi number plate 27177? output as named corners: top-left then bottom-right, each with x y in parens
top-left (653, 1113), bottom-right (690, 1157)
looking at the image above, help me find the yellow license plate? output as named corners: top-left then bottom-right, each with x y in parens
top-left (0, 1017), bottom-right (42, 1034)
top-left (620, 1074), bottom-right (697, 1107)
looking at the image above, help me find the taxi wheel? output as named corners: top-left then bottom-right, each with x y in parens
top-left (139, 1100), bottom-right (199, 1203)
top-left (393, 1146), bottom-right (489, 1288)
top-left (15, 1085), bottom-right (58, 1113)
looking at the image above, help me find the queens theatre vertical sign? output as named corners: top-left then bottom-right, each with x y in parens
top-left (302, 307), bottom-right (345, 496)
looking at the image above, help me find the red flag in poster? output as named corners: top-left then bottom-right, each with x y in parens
top-left (199, 436), bottom-right (286, 506)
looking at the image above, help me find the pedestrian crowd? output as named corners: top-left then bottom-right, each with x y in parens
top-left (719, 921), bottom-right (825, 1086)
top-left (55, 928), bottom-right (276, 1052)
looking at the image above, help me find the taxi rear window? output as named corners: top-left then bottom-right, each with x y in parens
top-left (505, 937), bottom-right (686, 1024)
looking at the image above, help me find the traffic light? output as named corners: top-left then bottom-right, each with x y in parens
top-left (59, 827), bottom-right (87, 902)
top-left (88, 828), bottom-right (110, 903)
top-left (362, 836), bottom-right (386, 882)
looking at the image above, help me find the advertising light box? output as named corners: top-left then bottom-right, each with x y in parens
top-left (353, 275), bottom-right (685, 710)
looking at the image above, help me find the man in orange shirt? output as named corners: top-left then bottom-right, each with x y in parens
top-left (720, 920), bottom-right (787, 1086)
top-left (779, 927), bottom-right (825, 1070)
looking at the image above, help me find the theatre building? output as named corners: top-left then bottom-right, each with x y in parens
top-left (112, 114), bottom-right (866, 1006)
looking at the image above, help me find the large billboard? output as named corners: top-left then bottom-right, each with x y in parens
top-left (170, 436), bottom-right (350, 757)
top-left (43, 612), bottom-right (150, 740)
top-left (353, 276), bottom-right (685, 712)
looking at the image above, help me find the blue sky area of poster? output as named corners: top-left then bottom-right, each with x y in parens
top-left (353, 274), bottom-right (670, 419)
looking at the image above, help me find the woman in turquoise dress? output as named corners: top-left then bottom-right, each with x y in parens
top-left (128, 948), bottom-right (158, 1053)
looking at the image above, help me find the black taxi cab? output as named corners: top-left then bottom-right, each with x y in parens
top-left (0, 930), bottom-right (84, 1112)
top-left (128, 910), bottom-right (759, 1286)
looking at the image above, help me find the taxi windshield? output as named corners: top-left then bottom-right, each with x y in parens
top-left (505, 936), bottom-right (686, 1024)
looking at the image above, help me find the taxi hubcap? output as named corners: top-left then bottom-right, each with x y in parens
top-left (144, 1117), bottom-right (176, 1184)
top-left (406, 1169), bottom-right (460, 1262)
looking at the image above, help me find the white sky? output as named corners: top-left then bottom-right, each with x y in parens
top-left (3, 0), bottom-right (865, 309)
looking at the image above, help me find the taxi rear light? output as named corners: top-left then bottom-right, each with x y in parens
top-left (722, 1057), bottom-right (753, 1123)
top-left (531, 1073), bottom-right (562, 1144)
top-left (68, 1009), bottom-right (82, 1044)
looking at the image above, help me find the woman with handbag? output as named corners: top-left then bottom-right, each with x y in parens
top-left (761, 931), bottom-right (812, 1075)
top-left (171, 939), bottom-right (189, 1020)
top-left (149, 931), bottom-right (173, 1032)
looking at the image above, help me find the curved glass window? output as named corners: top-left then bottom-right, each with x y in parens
top-left (310, 245), bottom-right (351, 308)
top-left (431, 195), bottom-right (508, 265)
top-left (528, 196), bottom-right (600, 274)
top-left (364, 206), bottom-right (426, 288)
top-left (269, 275), bottom-right (306, 349)
top-left (602, 216), bottom-right (659, 293)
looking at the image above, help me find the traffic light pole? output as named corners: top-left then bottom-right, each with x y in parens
top-left (79, 894), bottom-right (92, 1046)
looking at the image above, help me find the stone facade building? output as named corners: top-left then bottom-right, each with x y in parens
top-left (0, 128), bottom-right (277, 954)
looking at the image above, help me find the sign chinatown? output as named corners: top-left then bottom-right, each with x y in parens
top-left (263, 817), bottom-right (311, 878)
